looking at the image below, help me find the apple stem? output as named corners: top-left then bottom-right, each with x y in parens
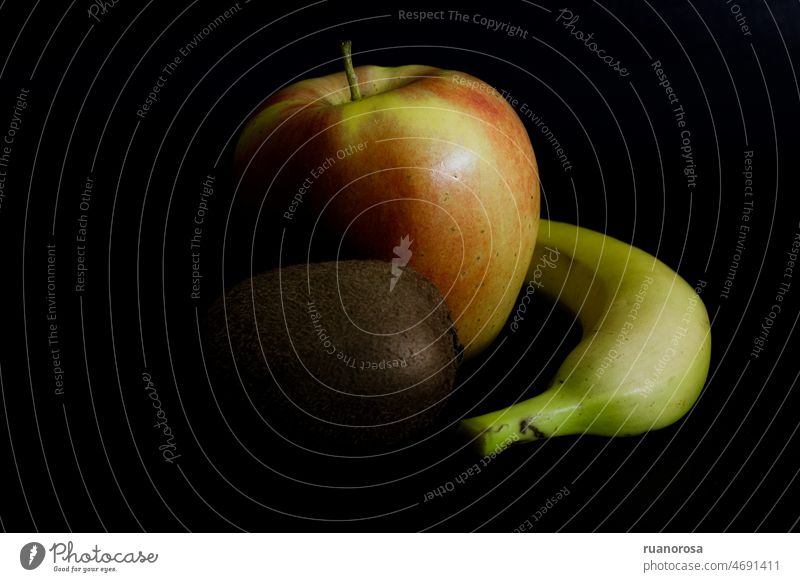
top-left (340, 40), bottom-right (362, 102)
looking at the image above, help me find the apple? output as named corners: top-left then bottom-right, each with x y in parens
top-left (233, 42), bottom-right (539, 359)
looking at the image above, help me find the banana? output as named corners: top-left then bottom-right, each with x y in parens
top-left (460, 220), bottom-right (711, 456)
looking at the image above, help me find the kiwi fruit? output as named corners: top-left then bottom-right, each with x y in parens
top-left (204, 260), bottom-right (462, 453)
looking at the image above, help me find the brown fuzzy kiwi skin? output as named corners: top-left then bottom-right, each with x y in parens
top-left (204, 261), bottom-right (462, 453)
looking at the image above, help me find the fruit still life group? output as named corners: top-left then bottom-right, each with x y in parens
top-left (206, 42), bottom-right (711, 459)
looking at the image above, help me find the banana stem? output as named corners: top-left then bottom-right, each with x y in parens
top-left (460, 392), bottom-right (577, 457)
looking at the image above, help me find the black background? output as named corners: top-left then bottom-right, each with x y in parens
top-left (1, 0), bottom-right (799, 532)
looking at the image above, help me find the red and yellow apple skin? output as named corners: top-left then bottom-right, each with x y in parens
top-left (233, 64), bottom-right (539, 359)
